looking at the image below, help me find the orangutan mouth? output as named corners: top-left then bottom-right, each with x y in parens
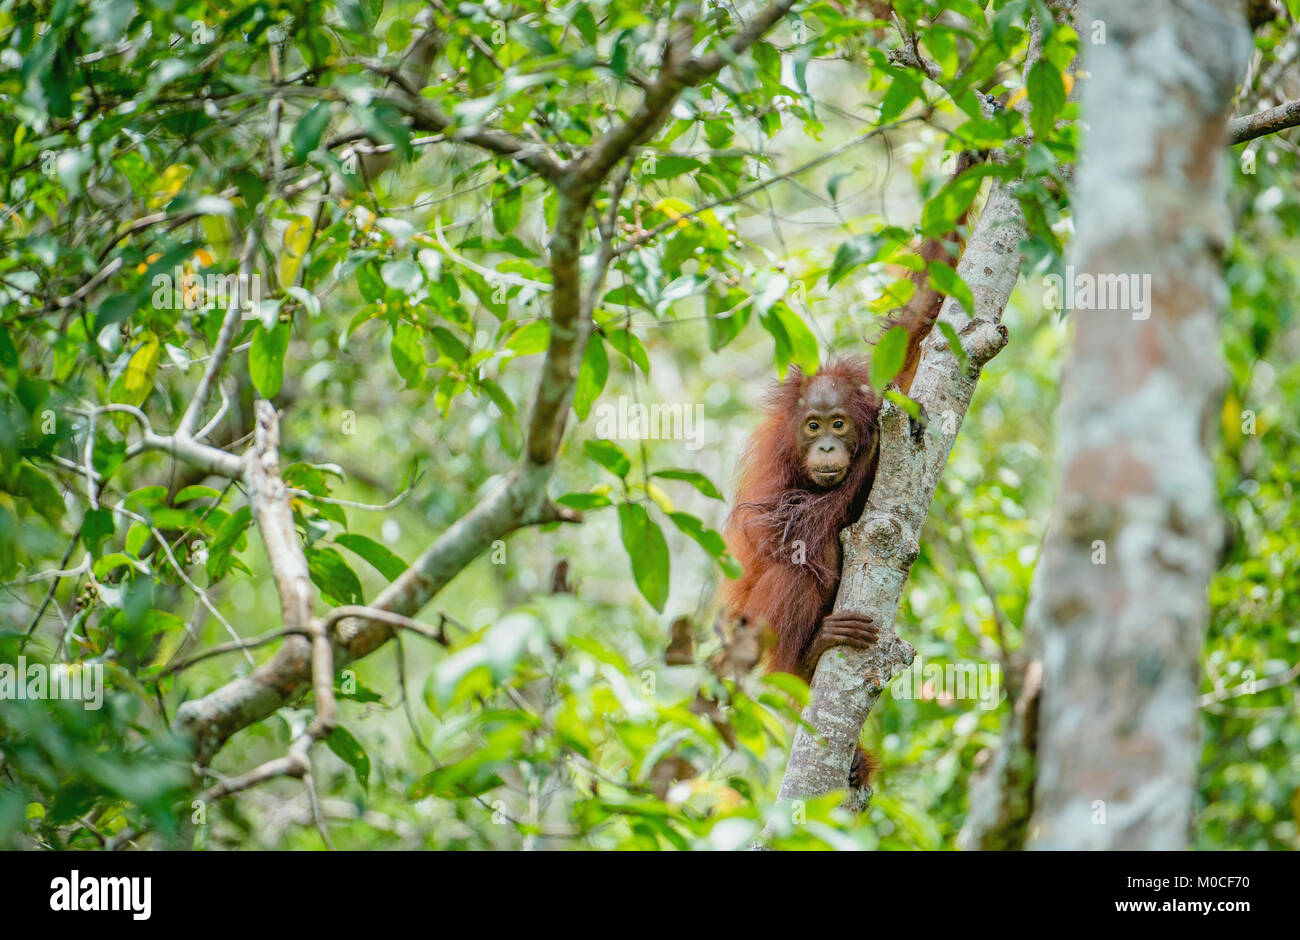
top-left (810, 467), bottom-right (848, 487)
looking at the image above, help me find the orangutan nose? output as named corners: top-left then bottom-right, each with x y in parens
top-left (819, 443), bottom-right (836, 453)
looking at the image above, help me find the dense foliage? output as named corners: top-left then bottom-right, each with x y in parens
top-left (0, 0), bottom-right (1293, 849)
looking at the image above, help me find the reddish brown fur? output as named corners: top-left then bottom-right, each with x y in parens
top-left (721, 213), bottom-right (965, 678)
top-left (722, 357), bottom-right (880, 676)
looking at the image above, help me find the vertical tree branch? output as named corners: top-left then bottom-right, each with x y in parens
top-left (243, 401), bottom-right (334, 737)
top-left (176, 226), bottom-right (259, 440)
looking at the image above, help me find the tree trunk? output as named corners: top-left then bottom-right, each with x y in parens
top-left (1025, 0), bottom-right (1250, 850)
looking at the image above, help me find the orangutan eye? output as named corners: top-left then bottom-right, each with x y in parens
top-left (832, 419), bottom-right (845, 430)
top-left (807, 420), bottom-right (819, 432)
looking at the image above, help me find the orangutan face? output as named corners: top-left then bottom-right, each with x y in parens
top-left (798, 377), bottom-right (861, 488)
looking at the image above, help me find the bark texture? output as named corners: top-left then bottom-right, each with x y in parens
top-left (1024, 0), bottom-right (1250, 850)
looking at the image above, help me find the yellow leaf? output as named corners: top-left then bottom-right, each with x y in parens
top-left (280, 215), bottom-right (314, 286)
top-left (201, 214), bottom-right (231, 254)
top-left (646, 482), bottom-right (675, 515)
top-left (283, 216), bottom-right (313, 257)
top-left (279, 256), bottom-right (301, 288)
top-left (653, 197), bottom-right (691, 217)
top-left (1221, 393), bottom-right (1241, 446)
top-left (110, 336), bottom-right (161, 429)
top-left (150, 165), bottom-right (191, 208)
top-left (119, 337), bottom-right (160, 403)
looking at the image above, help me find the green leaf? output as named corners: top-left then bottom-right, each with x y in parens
top-left (138, 608), bottom-right (186, 636)
top-left (335, 676), bottom-right (384, 703)
top-left (209, 505), bottom-right (252, 555)
top-left (1026, 59), bottom-right (1066, 141)
top-left (430, 326), bottom-right (469, 362)
top-left (85, 0), bottom-right (134, 45)
top-left (14, 465), bottom-right (64, 523)
top-left (573, 334), bottom-right (608, 420)
top-left (920, 171), bottom-right (985, 238)
top-left (207, 506), bottom-right (252, 581)
top-left (773, 306), bottom-right (820, 375)
top-left (326, 726), bottom-right (371, 790)
top-left (462, 272), bottom-right (510, 320)
top-left (505, 320), bottom-right (549, 356)
top-left (879, 70), bottom-right (921, 123)
top-left (617, 503), bottom-right (670, 612)
top-left (605, 328), bottom-right (650, 373)
top-left (390, 322), bottom-right (426, 388)
top-left (883, 389), bottom-right (922, 420)
top-left (571, 6), bottom-right (597, 44)
top-left (753, 272), bottom-right (788, 319)
top-left (827, 170), bottom-right (853, 202)
top-left (829, 232), bottom-right (884, 287)
top-left (125, 522), bottom-right (150, 557)
top-left (93, 552), bottom-right (135, 579)
top-left (93, 292), bottom-right (137, 338)
top-left (174, 485), bottom-right (223, 503)
top-left (936, 320), bottom-right (970, 371)
top-left (382, 259), bottom-right (423, 295)
top-left (492, 182), bottom-right (522, 234)
top-left (82, 507), bottom-right (116, 555)
top-left (354, 104), bottom-right (412, 161)
top-left (305, 546), bottom-right (364, 606)
top-left (759, 308), bottom-right (792, 374)
top-left (291, 102), bottom-right (332, 164)
top-left (926, 261), bottom-right (975, 316)
top-left (668, 511), bottom-right (742, 579)
top-left (706, 290), bottom-right (752, 351)
top-left (556, 492), bottom-right (613, 511)
top-left (646, 155), bottom-right (703, 180)
top-left (584, 439), bottom-right (631, 478)
top-left (870, 325), bottom-right (909, 389)
top-left (335, 533), bottom-right (408, 581)
top-left (651, 469), bottom-right (724, 501)
top-left (992, 0), bottom-right (1030, 50)
top-left (386, 18), bottom-right (412, 52)
top-left (357, 263), bottom-right (385, 303)
top-left (250, 321), bottom-right (291, 398)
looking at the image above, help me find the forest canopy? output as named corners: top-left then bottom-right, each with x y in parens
top-left (0, 0), bottom-right (1297, 851)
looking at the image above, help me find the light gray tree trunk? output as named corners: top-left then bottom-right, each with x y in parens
top-left (1025, 0), bottom-right (1251, 850)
